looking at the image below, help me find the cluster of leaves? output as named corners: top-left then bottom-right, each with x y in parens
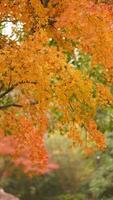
top-left (0, 114), bottom-right (59, 175)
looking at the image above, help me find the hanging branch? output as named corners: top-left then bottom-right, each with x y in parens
top-left (0, 103), bottom-right (22, 110)
top-left (0, 80), bottom-right (38, 99)
top-left (0, 100), bottom-right (39, 110)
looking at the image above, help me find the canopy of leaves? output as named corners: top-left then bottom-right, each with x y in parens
top-left (0, 0), bottom-right (113, 174)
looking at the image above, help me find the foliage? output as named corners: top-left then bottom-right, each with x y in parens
top-left (0, 102), bottom-right (113, 200)
top-left (0, 135), bottom-right (94, 200)
top-left (0, 0), bottom-right (113, 174)
top-left (89, 107), bottom-right (113, 200)
top-left (54, 194), bottom-right (85, 200)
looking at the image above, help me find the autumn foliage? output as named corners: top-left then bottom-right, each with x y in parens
top-left (0, 0), bottom-right (113, 174)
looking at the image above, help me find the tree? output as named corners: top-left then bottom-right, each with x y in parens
top-left (89, 108), bottom-right (113, 200)
top-left (0, 0), bottom-right (113, 174)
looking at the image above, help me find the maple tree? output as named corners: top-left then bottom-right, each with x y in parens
top-left (0, 0), bottom-right (113, 174)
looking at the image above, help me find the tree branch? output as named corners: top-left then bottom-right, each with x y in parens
top-left (12, 80), bottom-right (37, 88)
top-left (0, 87), bottom-right (14, 99)
top-left (40, 0), bottom-right (49, 8)
top-left (0, 103), bottom-right (22, 110)
top-left (0, 80), bottom-right (38, 99)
